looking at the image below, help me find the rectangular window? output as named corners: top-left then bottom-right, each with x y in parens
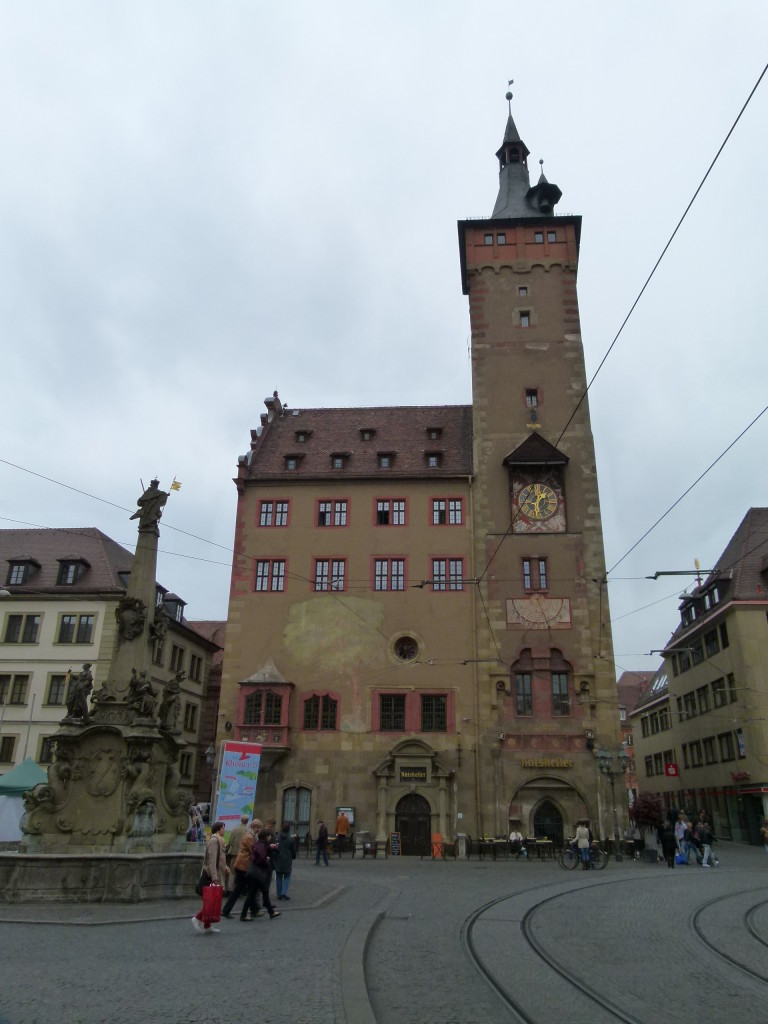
top-left (374, 559), bottom-right (405, 591)
top-left (0, 736), bottom-right (15, 763)
top-left (380, 694), bottom-right (406, 731)
top-left (320, 695), bottom-right (337, 730)
top-left (650, 712), bottom-right (659, 734)
top-left (255, 559), bottom-right (286, 592)
top-left (244, 691), bottom-right (263, 725)
top-left (76, 615), bottom-right (95, 644)
top-left (682, 745), bottom-right (690, 769)
top-left (663, 749), bottom-right (675, 769)
top-left (659, 707), bottom-right (670, 731)
top-left (303, 695), bottom-right (319, 730)
top-left (697, 686), bottom-right (710, 714)
top-left (676, 696), bottom-right (684, 721)
top-left (376, 500), bottom-right (390, 525)
top-left (180, 752), bottom-right (192, 779)
top-left (183, 703), bottom-right (197, 731)
top-left (275, 501), bottom-right (289, 526)
top-left (317, 500), bottom-right (347, 527)
top-left (718, 732), bottom-right (735, 761)
top-left (7, 563), bottom-right (28, 585)
top-left (683, 692), bottom-right (697, 719)
top-left (644, 755), bottom-right (653, 777)
top-left (497, 232), bottom-right (506, 245)
top-left (428, 497), bottom-right (464, 525)
top-left (3, 614), bottom-right (41, 644)
top-left (170, 645), bottom-right (184, 673)
top-left (56, 614), bottom-right (94, 644)
top-left (189, 655), bottom-right (202, 682)
top-left (653, 752), bottom-right (663, 775)
top-left (46, 674), bottom-right (68, 706)
top-left (523, 559), bottom-right (532, 589)
top-left (691, 641), bottom-right (703, 666)
top-left (433, 558), bottom-right (464, 591)
top-left (516, 673), bottom-right (532, 716)
top-left (547, 231), bottom-right (557, 243)
top-left (641, 717), bottom-right (649, 738)
top-left (534, 231), bottom-right (544, 243)
top-left (432, 500), bottom-right (446, 524)
top-left (525, 388), bottom-right (538, 406)
top-left (678, 650), bottom-right (690, 672)
top-left (690, 741), bottom-right (702, 767)
top-left (10, 675), bottom-right (29, 705)
top-left (671, 655), bottom-right (678, 677)
top-left (421, 694), bottom-right (447, 732)
top-left (537, 559), bottom-right (547, 589)
top-left (552, 673), bottom-right (569, 716)
top-left (39, 736), bottom-right (56, 764)
top-left (712, 678), bottom-right (726, 707)
top-left (484, 233), bottom-right (493, 245)
top-left (704, 629), bottom-right (719, 657)
top-left (703, 737), bottom-right (717, 764)
top-left (520, 311), bottom-right (530, 327)
top-left (519, 286), bottom-right (528, 296)
top-left (57, 561), bottom-right (82, 585)
top-left (314, 560), bottom-right (329, 591)
top-left (259, 501), bottom-right (274, 527)
top-left (264, 692), bottom-right (282, 725)
top-left (719, 622), bottom-right (729, 649)
top-left (727, 673), bottom-right (737, 704)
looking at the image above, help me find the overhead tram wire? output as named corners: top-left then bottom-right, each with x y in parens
top-left (605, 402), bottom-right (768, 577)
top-left (555, 60), bottom-right (768, 448)
top-left (471, 62), bottom-right (768, 635)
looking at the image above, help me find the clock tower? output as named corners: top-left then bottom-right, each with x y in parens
top-left (459, 93), bottom-right (623, 839)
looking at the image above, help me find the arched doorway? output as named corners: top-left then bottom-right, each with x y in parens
top-left (533, 800), bottom-right (564, 845)
top-left (395, 793), bottom-right (432, 856)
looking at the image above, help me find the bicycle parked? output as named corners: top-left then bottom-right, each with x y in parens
top-left (558, 839), bottom-right (607, 871)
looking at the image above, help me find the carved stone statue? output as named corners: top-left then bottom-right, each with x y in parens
top-left (129, 479), bottom-right (169, 535)
top-left (125, 748), bottom-right (154, 811)
top-left (158, 677), bottom-right (181, 732)
top-left (65, 664), bottom-right (94, 722)
top-left (128, 668), bottom-right (158, 719)
top-left (116, 596), bottom-right (147, 642)
top-left (163, 762), bottom-right (189, 816)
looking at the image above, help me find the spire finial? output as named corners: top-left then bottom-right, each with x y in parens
top-left (506, 80), bottom-right (513, 114)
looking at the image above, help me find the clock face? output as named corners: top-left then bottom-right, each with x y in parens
top-left (518, 482), bottom-right (558, 521)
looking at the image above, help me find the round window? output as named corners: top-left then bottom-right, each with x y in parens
top-left (394, 636), bottom-right (419, 662)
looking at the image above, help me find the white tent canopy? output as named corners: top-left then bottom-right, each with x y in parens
top-left (0, 758), bottom-right (47, 842)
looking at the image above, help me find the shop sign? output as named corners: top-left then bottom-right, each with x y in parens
top-left (399, 766), bottom-right (427, 782)
top-left (520, 758), bottom-right (574, 769)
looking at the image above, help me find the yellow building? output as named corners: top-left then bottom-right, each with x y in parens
top-left (217, 99), bottom-right (623, 852)
top-left (0, 528), bottom-right (218, 788)
top-left (631, 508), bottom-right (768, 844)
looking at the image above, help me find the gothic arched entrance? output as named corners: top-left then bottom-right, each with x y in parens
top-left (533, 799), bottom-right (564, 844)
top-left (395, 793), bottom-right (432, 856)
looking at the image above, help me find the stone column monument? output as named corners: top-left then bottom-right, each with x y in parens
top-left (5, 481), bottom-right (197, 901)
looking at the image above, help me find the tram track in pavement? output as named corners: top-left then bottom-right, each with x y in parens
top-left (692, 889), bottom-right (768, 984)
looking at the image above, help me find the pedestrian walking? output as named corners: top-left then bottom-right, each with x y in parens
top-left (192, 821), bottom-right (228, 933)
top-left (242, 829), bottom-right (280, 921)
top-left (698, 818), bottom-right (715, 867)
top-left (275, 821), bottom-right (295, 900)
top-left (315, 820), bottom-right (329, 866)
top-left (661, 821), bottom-right (677, 868)
top-left (222, 819), bottom-right (261, 919)
top-left (224, 814), bottom-right (250, 893)
top-left (575, 820), bottom-right (590, 870)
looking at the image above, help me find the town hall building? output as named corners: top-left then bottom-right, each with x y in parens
top-left (216, 97), bottom-right (624, 853)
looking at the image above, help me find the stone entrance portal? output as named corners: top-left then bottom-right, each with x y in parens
top-left (533, 799), bottom-right (563, 844)
top-left (395, 793), bottom-right (432, 856)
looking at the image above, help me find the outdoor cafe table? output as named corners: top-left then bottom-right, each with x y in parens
top-left (479, 838), bottom-right (510, 860)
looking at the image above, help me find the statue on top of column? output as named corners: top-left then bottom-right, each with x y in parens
top-left (129, 479), bottom-right (169, 535)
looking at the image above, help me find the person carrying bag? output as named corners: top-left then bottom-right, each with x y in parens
top-left (191, 821), bottom-right (229, 934)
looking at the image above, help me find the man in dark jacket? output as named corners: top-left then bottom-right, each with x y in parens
top-left (315, 820), bottom-right (329, 866)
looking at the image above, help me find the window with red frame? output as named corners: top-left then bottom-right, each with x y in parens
top-left (317, 500), bottom-right (347, 527)
top-left (259, 500), bottom-right (289, 527)
top-left (243, 690), bottom-right (282, 726)
top-left (314, 559), bottom-right (346, 591)
top-left (303, 694), bottom-right (338, 730)
top-left (432, 499), bottom-right (463, 525)
top-left (432, 558), bottom-right (464, 591)
top-left (254, 560), bottom-right (286, 592)
top-left (374, 558), bottom-right (405, 591)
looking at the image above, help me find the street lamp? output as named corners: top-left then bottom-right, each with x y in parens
top-left (205, 743), bottom-right (217, 822)
top-left (596, 748), bottom-right (630, 862)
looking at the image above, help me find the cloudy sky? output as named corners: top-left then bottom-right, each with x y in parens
top-left (1, 2), bottom-right (766, 681)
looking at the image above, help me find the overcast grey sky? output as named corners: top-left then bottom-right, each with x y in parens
top-left (1, 2), bottom-right (766, 682)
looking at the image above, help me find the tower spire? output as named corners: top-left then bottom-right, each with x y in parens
top-left (491, 90), bottom-right (561, 219)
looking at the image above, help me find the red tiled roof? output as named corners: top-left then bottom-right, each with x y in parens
top-left (241, 404), bottom-right (473, 480)
top-left (616, 670), bottom-right (655, 711)
top-left (0, 528), bottom-right (133, 594)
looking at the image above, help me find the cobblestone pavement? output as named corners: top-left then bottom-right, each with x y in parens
top-left (1, 844), bottom-right (766, 1024)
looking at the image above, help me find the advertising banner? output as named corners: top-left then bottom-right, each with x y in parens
top-left (214, 741), bottom-right (262, 835)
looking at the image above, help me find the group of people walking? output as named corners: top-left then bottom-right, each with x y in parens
top-left (192, 816), bottom-right (295, 933)
top-left (658, 809), bottom-right (718, 868)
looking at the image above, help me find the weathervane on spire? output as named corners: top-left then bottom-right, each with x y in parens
top-left (506, 79), bottom-right (514, 112)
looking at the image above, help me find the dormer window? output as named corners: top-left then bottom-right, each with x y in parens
top-left (5, 558), bottom-right (39, 586)
top-left (294, 429), bottom-right (313, 443)
top-left (284, 454), bottom-right (304, 471)
top-left (163, 594), bottom-right (186, 623)
top-left (425, 452), bottom-right (442, 469)
top-left (56, 558), bottom-right (89, 586)
top-left (330, 451), bottom-right (350, 470)
top-left (360, 428), bottom-right (376, 441)
top-left (378, 451), bottom-right (395, 469)
top-left (426, 427), bottom-right (443, 441)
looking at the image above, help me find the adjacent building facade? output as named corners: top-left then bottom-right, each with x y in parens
top-left (217, 99), bottom-right (624, 852)
top-left (0, 528), bottom-right (219, 788)
top-left (631, 508), bottom-right (768, 844)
